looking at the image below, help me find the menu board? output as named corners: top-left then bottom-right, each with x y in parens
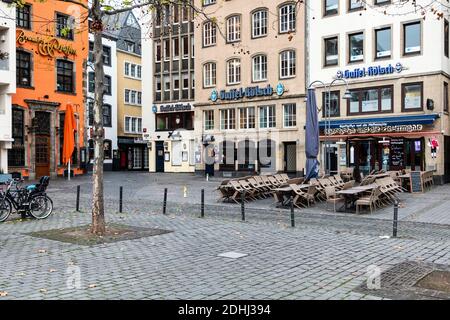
top-left (390, 139), bottom-right (404, 167)
top-left (410, 171), bottom-right (423, 193)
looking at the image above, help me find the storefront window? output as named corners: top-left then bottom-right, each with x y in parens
top-left (155, 111), bottom-right (194, 131)
top-left (348, 86), bottom-right (392, 114)
top-left (402, 82), bottom-right (423, 111)
top-left (259, 105), bottom-right (276, 128)
top-left (239, 107), bottom-right (255, 129)
top-left (204, 110), bottom-right (214, 130)
top-left (8, 108), bottom-right (25, 167)
top-left (104, 140), bottom-right (112, 160)
top-left (220, 109), bottom-right (236, 130)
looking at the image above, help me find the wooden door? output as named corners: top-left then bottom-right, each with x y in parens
top-left (35, 136), bottom-right (50, 178)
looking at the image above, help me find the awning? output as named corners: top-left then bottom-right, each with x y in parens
top-left (319, 113), bottom-right (440, 129)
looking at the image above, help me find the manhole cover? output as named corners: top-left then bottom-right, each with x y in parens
top-left (354, 261), bottom-right (450, 300)
top-left (415, 271), bottom-right (450, 293)
top-left (218, 251), bottom-right (248, 259)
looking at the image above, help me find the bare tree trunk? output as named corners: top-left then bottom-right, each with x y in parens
top-left (91, 0), bottom-right (106, 235)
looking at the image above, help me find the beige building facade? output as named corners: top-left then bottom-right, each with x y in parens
top-left (194, 0), bottom-right (306, 177)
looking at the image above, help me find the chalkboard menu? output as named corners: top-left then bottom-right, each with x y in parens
top-left (390, 139), bottom-right (404, 167)
top-left (410, 171), bottom-right (423, 193)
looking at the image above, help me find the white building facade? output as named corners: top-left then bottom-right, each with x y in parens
top-left (0, 1), bottom-right (16, 174)
top-left (308, 0), bottom-right (450, 183)
top-left (86, 34), bottom-right (118, 171)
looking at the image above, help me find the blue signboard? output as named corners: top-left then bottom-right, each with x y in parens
top-left (336, 63), bottom-right (404, 80)
top-left (210, 83), bottom-right (285, 102)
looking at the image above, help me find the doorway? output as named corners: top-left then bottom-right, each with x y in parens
top-left (284, 142), bottom-right (297, 173)
top-left (324, 144), bottom-right (338, 175)
top-left (155, 141), bottom-right (165, 173)
top-left (34, 112), bottom-right (51, 178)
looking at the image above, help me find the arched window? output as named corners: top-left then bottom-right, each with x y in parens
top-left (252, 9), bottom-right (268, 38)
top-left (203, 21), bottom-right (217, 47)
top-left (252, 54), bottom-right (267, 82)
top-left (280, 50), bottom-right (296, 78)
top-left (227, 58), bottom-right (241, 85)
top-left (279, 3), bottom-right (296, 33)
top-left (203, 62), bottom-right (216, 87)
top-left (226, 15), bottom-right (241, 42)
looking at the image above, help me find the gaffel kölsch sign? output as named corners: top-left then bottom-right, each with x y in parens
top-left (210, 83), bottom-right (285, 102)
top-left (336, 63), bottom-right (404, 79)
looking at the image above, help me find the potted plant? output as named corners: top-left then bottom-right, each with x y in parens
top-left (0, 168), bottom-right (12, 183)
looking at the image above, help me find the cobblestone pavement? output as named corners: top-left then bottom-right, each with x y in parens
top-left (1, 172), bottom-right (449, 300)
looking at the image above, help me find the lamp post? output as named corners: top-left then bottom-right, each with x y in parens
top-left (308, 78), bottom-right (352, 175)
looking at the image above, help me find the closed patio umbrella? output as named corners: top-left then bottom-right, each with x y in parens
top-left (305, 88), bottom-right (320, 181)
top-left (62, 104), bottom-right (76, 180)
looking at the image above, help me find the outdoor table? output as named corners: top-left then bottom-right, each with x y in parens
top-left (336, 183), bottom-right (378, 213)
top-left (398, 174), bottom-right (411, 192)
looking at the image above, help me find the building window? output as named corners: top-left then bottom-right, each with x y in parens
top-left (220, 109), bottom-right (236, 130)
top-left (88, 72), bottom-right (95, 92)
top-left (203, 62), bottom-right (216, 88)
top-left (324, 36), bottom-right (338, 66)
top-left (322, 91), bottom-right (340, 117)
top-left (155, 77), bottom-right (161, 92)
top-left (103, 104), bottom-right (112, 127)
top-left (155, 41), bottom-right (161, 62)
top-left (56, 60), bottom-right (74, 93)
top-left (8, 108), bottom-right (25, 167)
top-left (204, 110), bottom-right (214, 130)
top-left (324, 0), bottom-right (339, 16)
top-left (203, 21), bottom-right (217, 47)
top-left (252, 54), bottom-right (267, 82)
top-left (403, 21), bottom-right (421, 55)
top-left (124, 89), bottom-right (141, 105)
top-left (203, 0), bottom-right (216, 5)
top-left (182, 36), bottom-right (189, 58)
top-left (283, 103), bottom-right (296, 128)
top-left (16, 50), bottom-right (32, 87)
top-left (163, 39), bottom-right (170, 61)
top-left (124, 62), bottom-right (130, 76)
top-left (402, 82), bottom-right (423, 111)
top-left (104, 140), bottom-right (112, 160)
top-left (102, 46), bottom-right (111, 66)
top-left (173, 38), bottom-right (180, 59)
top-left (375, 0), bottom-right (391, 4)
top-left (16, 4), bottom-right (31, 29)
top-left (280, 50), bottom-right (296, 78)
top-left (349, 0), bottom-right (363, 11)
top-left (227, 58), bottom-right (241, 85)
top-left (125, 116), bottom-right (143, 133)
top-left (279, 3), bottom-right (296, 33)
top-left (349, 32), bottom-right (364, 62)
top-left (56, 13), bottom-right (74, 40)
top-left (104, 75), bottom-right (111, 95)
top-left (126, 41), bottom-right (135, 53)
top-left (239, 107), bottom-right (256, 130)
top-left (259, 105), bottom-right (276, 129)
top-left (252, 10), bottom-right (268, 38)
top-left (226, 15), bottom-right (241, 43)
top-left (349, 86), bottom-right (393, 114)
top-left (444, 82), bottom-right (449, 113)
top-left (445, 20), bottom-right (449, 58)
top-left (375, 27), bottom-right (391, 59)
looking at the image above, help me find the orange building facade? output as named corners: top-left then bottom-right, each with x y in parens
top-left (10, 0), bottom-right (88, 179)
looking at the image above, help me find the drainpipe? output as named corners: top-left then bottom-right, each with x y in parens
top-left (304, 0), bottom-right (310, 91)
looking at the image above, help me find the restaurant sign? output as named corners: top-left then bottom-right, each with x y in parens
top-left (153, 103), bottom-right (192, 113)
top-left (336, 63), bottom-right (404, 80)
top-left (16, 30), bottom-right (77, 57)
top-left (210, 83), bottom-right (284, 102)
top-left (325, 123), bottom-right (423, 135)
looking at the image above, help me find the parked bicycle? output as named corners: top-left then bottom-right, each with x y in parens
top-left (0, 176), bottom-right (53, 222)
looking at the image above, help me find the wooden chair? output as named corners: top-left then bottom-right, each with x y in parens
top-left (309, 178), bottom-right (326, 201)
top-left (324, 186), bottom-right (345, 212)
top-left (238, 180), bottom-right (257, 201)
top-left (356, 187), bottom-right (381, 214)
top-left (290, 184), bottom-right (309, 208)
top-left (342, 180), bottom-right (355, 190)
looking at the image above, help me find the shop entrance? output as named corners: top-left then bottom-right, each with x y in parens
top-left (34, 112), bottom-right (51, 178)
top-left (284, 142), bottom-right (297, 173)
top-left (324, 144), bottom-right (338, 175)
top-left (155, 141), bottom-right (165, 173)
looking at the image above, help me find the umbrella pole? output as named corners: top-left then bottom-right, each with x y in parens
top-left (68, 160), bottom-right (71, 181)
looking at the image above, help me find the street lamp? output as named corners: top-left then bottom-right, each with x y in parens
top-left (308, 77), bottom-right (352, 175)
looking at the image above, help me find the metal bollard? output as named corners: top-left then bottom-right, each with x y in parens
top-left (201, 189), bottom-right (205, 218)
top-left (241, 191), bottom-right (246, 221)
top-left (393, 200), bottom-right (399, 238)
top-left (76, 185), bottom-right (80, 212)
top-left (290, 196), bottom-right (295, 227)
top-left (119, 186), bottom-right (123, 213)
top-left (163, 188), bottom-right (168, 215)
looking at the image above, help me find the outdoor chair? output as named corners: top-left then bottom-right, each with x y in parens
top-left (268, 176), bottom-right (282, 188)
top-left (309, 178), bottom-right (326, 201)
top-left (290, 184), bottom-right (315, 208)
top-left (228, 180), bottom-right (246, 203)
top-left (356, 187), bottom-right (382, 214)
top-left (342, 180), bottom-right (355, 190)
top-left (238, 180), bottom-right (258, 201)
top-left (324, 186), bottom-right (345, 212)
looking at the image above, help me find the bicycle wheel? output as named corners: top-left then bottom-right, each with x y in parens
top-left (28, 195), bottom-right (53, 220)
top-left (0, 198), bottom-right (12, 222)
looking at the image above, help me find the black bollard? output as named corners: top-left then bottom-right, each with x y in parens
top-left (290, 196), bottom-right (295, 227)
top-left (201, 189), bottom-right (205, 218)
top-left (241, 191), bottom-right (246, 221)
top-left (76, 185), bottom-right (80, 212)
top-left (119, 186), bottom-right (123, 213)
top-left (163, 188), bottom-right (168, 215)
top-left (393, 200), bottom-right (399, 238)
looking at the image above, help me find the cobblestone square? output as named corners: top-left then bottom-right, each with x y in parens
top-left (1, 172), bottom-right (450, 300)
